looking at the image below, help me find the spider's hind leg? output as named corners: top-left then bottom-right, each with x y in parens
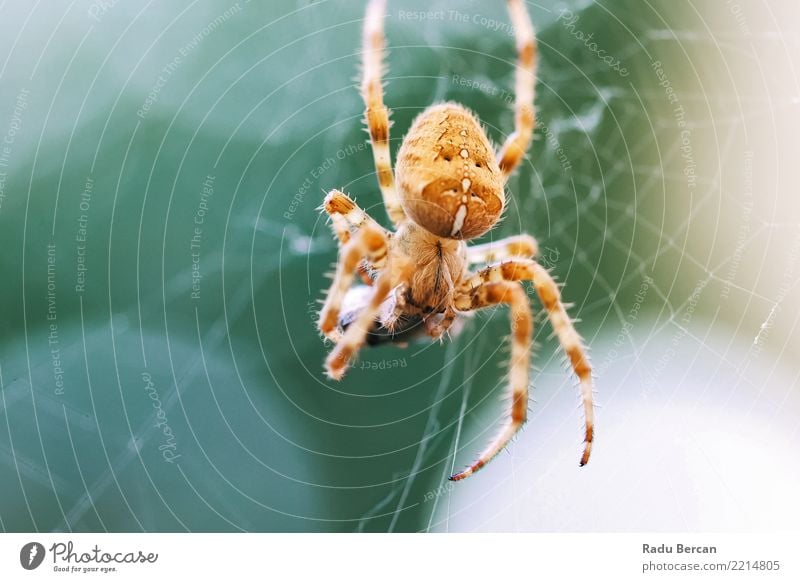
top-left (450, 280), bottom-right (533, 481)
top-left (528, 262), bottom-right (594, 466)
top-left (451, 258), bottom-right (594, 480)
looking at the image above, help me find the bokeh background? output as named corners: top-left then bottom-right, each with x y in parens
top-left (0, 0), bottom-right (798, 532)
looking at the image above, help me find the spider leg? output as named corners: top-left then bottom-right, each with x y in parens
top-left (460, 257), bottom-right (536, 291)
top-left (322, 189), bottom-right (386, 244)
top-left (450, 281), bottom-right (532, 481)
top-left (362, 0), bottom-right (406, 226)
top-left (496, 0), bottom-right (536, 180)
top-left (466, 234), bottom-right (539, 265)
top-left (528, 261), bottom-right (594, 467)
top-left (454, 257), bottom-right (594, 477)
top-left (318, 222), bottom-right (388, 344)
top-left (322, 189), bottom-right (389, 284)
top-left (325, 265), bottom-right (394, 380)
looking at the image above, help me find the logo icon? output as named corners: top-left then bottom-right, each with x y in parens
top-left (20, 542), bottom-right (45, 570)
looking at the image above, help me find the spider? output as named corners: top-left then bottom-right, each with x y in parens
top-left (317, 0), bottom-right (594, 481)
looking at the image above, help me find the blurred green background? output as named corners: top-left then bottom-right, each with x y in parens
top-left (1, 0), bottom-right (798, 532)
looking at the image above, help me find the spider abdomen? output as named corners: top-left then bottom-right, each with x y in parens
top-left (395, 103), bottom-right (505, 240)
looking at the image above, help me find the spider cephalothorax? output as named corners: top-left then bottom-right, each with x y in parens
top-left (317, 0), bottom-right (594, 481)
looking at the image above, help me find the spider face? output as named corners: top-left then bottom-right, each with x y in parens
top-left (395, 103), bottom-right (505, 240)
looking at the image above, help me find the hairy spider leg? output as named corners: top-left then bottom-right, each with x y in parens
top-left (450, 280), bottom-right (532, 481)
top-left (496, 0), bottom-right (537, 179)
top-left (466, 234), bottom-right (539, 265)
top-left (362, 0), bottom-right (406, 226)
top-left (450, 258), bottom-right (594, 479)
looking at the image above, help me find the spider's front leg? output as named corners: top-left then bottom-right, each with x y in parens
top-left (362, 0), bottom-right (406, 227)
top-left (318, 215), bottom-right (387, 339)
top-left (322, 189), bottom-right (388, 285)
top-left (449, 280), bottom-right (533, 481)
top-left (497, 0), bottom-right (537, 179)
top-left (318, 222), bottom-right (393, 380)
top-left (322, 189), bottom-right (386, 245)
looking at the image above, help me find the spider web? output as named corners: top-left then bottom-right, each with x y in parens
top-left (0, 0), bottom-right (797, 534)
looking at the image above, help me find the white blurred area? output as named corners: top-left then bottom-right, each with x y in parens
top-left (434, 320), bottom-right (800, 531)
